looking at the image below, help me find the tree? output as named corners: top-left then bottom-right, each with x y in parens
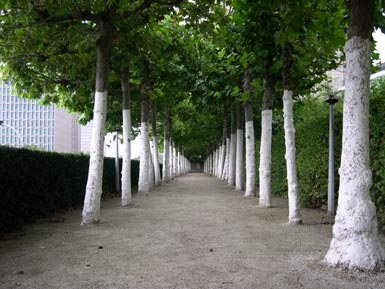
top-left (0, 1), bottom-right (181, 224)
top-left (324, 0), bottom-right (385, 270)
top-left (273, 0), bottom-right (345, 224)
top-left (242, 69), bottom-right (256, 197)
top-left (235, 102), bottom-right (244, 191)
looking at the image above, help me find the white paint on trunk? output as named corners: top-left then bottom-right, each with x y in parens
top-left (162, 138), bottom-right (170, 183)
top-left (173, 145), bottom-right (177, 178)
top-left (169, 142), bottom-right (173, 179)
top-left (149, 144), bottom-right (155, 190)
top-left (138, 122), bottom-right (151, 194)
top-left (283, 89), bottom-right (302, 224)
top-left (235, 129), bottom-right (244, 191)
top-left (221, 138), bottom-right (231, 181)
top-left (81, 91), bottom-right (107, 225)
top-left (121, 109), bottom-right (131, 206)
top-left (259, 109), bottom-right (272, 207)
top-left (152, 135), bottom-right (161, 186)
top-left (228, 133), bottom-right (237, 186)
top-left (244, 120), bottom-right (255, 196)
top-left (214, 148), bottom-right (218, 177)
top-left (219, 143), bottom-right (226, 179)
top-left (325, 37), bottom-right (385, 270)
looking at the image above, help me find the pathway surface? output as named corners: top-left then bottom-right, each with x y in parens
top-left (1, 173), bottom-right (385, 289)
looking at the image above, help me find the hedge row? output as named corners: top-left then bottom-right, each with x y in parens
top-left (0, 147), bottom-right (140, 234)
top-left (267, 78), bottom-right (385, 229)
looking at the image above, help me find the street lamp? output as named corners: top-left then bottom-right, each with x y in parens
top-left (0, 120), bottom-right (23, 147)
top-left (325, 95), bottom-right (338, 215)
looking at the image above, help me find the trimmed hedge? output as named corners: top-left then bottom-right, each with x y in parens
top-left (0, 147), bottom-right (140, 234)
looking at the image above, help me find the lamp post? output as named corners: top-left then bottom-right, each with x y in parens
top-left (0, 120), bottom-right (23, 147)
top-left (325, 95), bottom-right (338, 215)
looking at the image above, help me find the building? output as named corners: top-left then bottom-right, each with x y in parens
top-left (0, 80), bottom-right (86, 153)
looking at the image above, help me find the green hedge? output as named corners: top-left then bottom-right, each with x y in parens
top-left (268, 79), bottom-right (385, 228)
top-left (0, 147), bottom-right (140, 234)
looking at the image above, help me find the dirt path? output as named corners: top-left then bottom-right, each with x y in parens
top-left (1, 173), bottom-right (385, 289)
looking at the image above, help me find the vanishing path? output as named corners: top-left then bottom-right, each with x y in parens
top-left (0, 173), bottom-right (384, 289)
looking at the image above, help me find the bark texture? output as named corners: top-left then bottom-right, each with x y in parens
top-left (243, 70), bottom-right (255, 197)
top-left (151, 103), bottom-right (161, 186)
top-left (259, 110), bottom-right (272, 207)
top-left (162, 106), bottom-right (170, 183)
top-left (235, 103), bottom-right (244, 191)
top-left (228, 107), bottom-right (237, 186)
top-left (82, 91), bottom-right (107, 224)
top-left (121, 71), bottom-right (131, 206)
top-left (81, 16), bottom-right (113, 225)
top-left (138, 79), bottom-right (152, 194)
top-left (283, 90), bottom-right (302, 224)
top-left (282, 42), bottom-right (301, 224)
top-left (325, 0), bottom-right (385, 269)
top-left (259, 73), bottom-right (274, 207)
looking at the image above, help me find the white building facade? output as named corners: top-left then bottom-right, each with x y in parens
top-left (0, 80), bottom-right (88, 153)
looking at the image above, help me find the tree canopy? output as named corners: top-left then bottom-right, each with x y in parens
top-left (0, 0), bottom-right (381, 163)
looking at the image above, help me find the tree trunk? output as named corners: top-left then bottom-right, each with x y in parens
top-left (222, 136), bottom-right (230, 181)
top-left (120, 70), bottom-right (131, 206)
top-left (151, 102), bottom-right (161, 186)
top-left (218, 138), bottom-right (225, 179)
top-left (228, 106), bottom-right (237, 186)
top-left (81, 17), bottom-right (113, 225)
top-left (138, 62), bottom-right (152, 194)
top-left (325, 0), bottom-right (385, 270)
top-left (235, 103), bottom-right (244, 191)
top-left (172, 142), bottom-right (177, 179)
top-left (282, 42), bottom-right (302, 224)
top-left (221, 113), bottom-right (230, 181)
top-left (243, 69), bottom-right (256, 197)
top-left (259, 72), bottom-right (274, 207)
top-left (115, 131), bottom-right (120, 193)
top-left (162, 106), bottom-right (170, 183)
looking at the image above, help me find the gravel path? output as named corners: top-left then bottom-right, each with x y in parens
top-left (1, 173), bottom-right (385, 289)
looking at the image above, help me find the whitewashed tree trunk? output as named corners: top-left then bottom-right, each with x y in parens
top-left (163, 137), bottom-right (170, 182)
top-left (121, 108), bottom-right (131, 206)
top-left (282, 42), bottom-right (302, 224)
top-left (235, 103), bottom-right (244, 191)
top-left (222, 137), bottom-right (230, 181)
top-left (243, 70), bottom-right (256, 197)
top-left (283, 89), bottom-right (302, 224)
top-left (173, 143), bottom-right (177, 178)
top-left (325, 4), bottom-right (385, 268)
top-left (81, 19), bottom-right (112, 225)
top-left (169, 141), bottom-right (173, 179)
top-left (214, 147), bottom-right (219, 177)
top-left (138, 59), bottom-right (153, 194)
top-left (162, 107), bottom-right (170, 183)
top-left (151, 138), bottom-right (160, 185)
top-left (151, 104), bottom-right (161, 186)
top-left (259, 110), bottom-right (272, 207)
top-left (120, 71), bottom-right (131, 206)
top-left (82, 91), bottom-right (107, 224)
top-left (139, 122), bottom-right (152, 194)
top-left (244, 120), bottom-right (255, 196)
top-left (209, 153), bottom-right (212, 175)
top-left (228, 108), bottom-right (237, 186)
top-left (149, 145), bottom-right (155, 190)
top-left (228, 133), bottom-right (236, 186)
